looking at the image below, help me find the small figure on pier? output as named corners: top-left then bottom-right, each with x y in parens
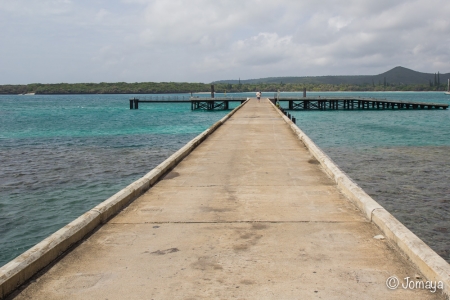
top-left (256, 91), bottom-right (261, 102)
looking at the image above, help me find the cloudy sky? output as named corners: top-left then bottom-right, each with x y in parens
top-left (0, 0), bottom-right (449, 84)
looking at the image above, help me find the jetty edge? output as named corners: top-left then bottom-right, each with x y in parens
top-left (0, 100), bottom-right (250, 299)
top-left (269, 100), bottom-right (450, 298)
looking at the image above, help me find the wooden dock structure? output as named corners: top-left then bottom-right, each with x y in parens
top-left (277, 97), bottom-right (448, 110)
top-left (128, 97), bottom-right (246, 110)
top-left (129, 96), bottom-right (448, 111)
top-left (189, 97), bottom-right (448, 111)
top-left (3, 99), bottom-right (448, 299)
top-left (190, 97), bottom-right (247, 110)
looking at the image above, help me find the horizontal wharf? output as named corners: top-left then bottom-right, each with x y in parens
top-left (275, 96), bottom-right (448, 110)
top-left (129, 97), bottom-right (189, 109)
top-left (190, 97), bottom-right (247, 110)
top-left (130, 96), bottom-right (448, 110)
top-left (138, 100), bottom-right (188, 103)
top-left (129, 97), bottom-right (247, 109)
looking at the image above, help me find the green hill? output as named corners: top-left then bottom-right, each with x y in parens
top-left (215, 66), bottom-right (450, 86)
top-left (1, 67), bottom-right (449, 94)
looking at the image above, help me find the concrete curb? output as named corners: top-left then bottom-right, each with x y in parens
top-left (269, 100), bottom-right (450, 298)
top-left (0, 99), bottom-right (249, 299)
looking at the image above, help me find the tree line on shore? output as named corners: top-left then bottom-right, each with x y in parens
top-left (0, 81), bottom-right (447, 95)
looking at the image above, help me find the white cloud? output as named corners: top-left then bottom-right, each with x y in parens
top-left (0, 0), bottom-right (449, 83)
top-left (0, 0), bottom-right (72, 16)
top-left (95, 9), bottom-right (111, 22)
top-left (328, 16), bottom-right (353, 31)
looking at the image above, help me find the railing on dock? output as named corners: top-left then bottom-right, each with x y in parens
top-left (273, 97), bottom-right (448, 110)
top-left (129, 95), bottom-right (448, 111)
top-left (190, 97), bottom-right (247, 110)
top-left (129, 96), bottom-right (190, 109)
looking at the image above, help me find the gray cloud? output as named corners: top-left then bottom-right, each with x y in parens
top-left (0, 0), bottom-right (449, 83)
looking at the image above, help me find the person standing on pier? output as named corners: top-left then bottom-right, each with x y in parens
top-left (256, 91), bottom-right (261, 102)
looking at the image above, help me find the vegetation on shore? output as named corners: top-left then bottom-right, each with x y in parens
top-left (1, 67), bottom-right (448, 95)
top-left (0, 81), bottom-right (448, 95)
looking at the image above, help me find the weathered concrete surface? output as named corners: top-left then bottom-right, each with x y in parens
top-left (10, 100), bottom-right (445, 299)
top-left (271, 100), bottom-right (450, 297)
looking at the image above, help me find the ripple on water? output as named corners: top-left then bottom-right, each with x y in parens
top-left (323, 145), bottom-right (450, 262)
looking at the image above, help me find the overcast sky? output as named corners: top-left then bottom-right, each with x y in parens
top-left (0, 0), bottom-right (449, 84)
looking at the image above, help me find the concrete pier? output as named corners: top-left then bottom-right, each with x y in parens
top-left (4, 99), bottom-right (448, 299)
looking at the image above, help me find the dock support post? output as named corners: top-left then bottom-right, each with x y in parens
top-left (303, 88), bottom-right (306, 98)
top-left (292, 117), bottom-right (296, 124)
top-left (211, 84), bottom-right (215, 98)
top-left (130, 99), bottom-right (134, 109)
top-left (289, 100), bottom-right (293, 110)
top-left (134, 99), bottom-right (139, 109)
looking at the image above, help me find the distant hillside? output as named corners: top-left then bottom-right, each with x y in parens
top-left (1, 66), bottom-right (448, 94)
top-left (215, 67), bottom-right (450, 86)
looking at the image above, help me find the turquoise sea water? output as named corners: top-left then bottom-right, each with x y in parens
top-left (0, 92), bottom-right (449, 267)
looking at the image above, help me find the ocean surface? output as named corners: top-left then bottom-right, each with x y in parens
top-left (0, 92), bottom-right (449, 267)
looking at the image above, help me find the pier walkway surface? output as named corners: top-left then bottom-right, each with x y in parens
top-left (11, 100), bottom-right (444, 299)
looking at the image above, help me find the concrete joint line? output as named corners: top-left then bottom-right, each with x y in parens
top-left (370, 207), bottom-right (384, 222)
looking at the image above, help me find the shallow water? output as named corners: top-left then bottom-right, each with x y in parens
top-left (0, 92), bottom-right (449, 267)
